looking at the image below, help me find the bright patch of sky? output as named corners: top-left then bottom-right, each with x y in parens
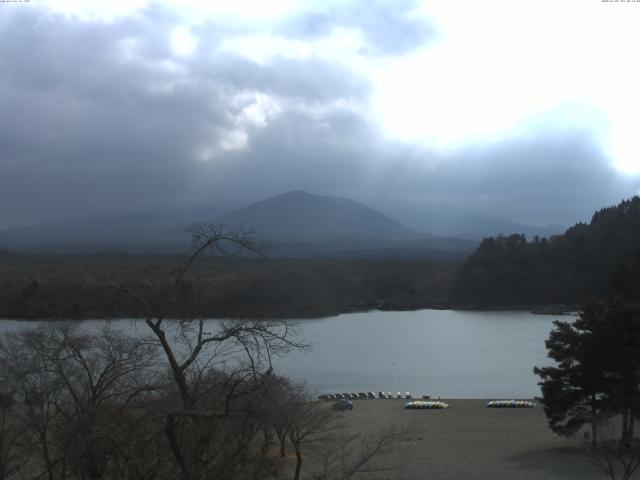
top-left (170, 26), bottom-right (197, 57)
top-left (39, 0), bottom-right (640, 175)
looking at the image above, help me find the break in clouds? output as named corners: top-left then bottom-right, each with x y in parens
top-left (0, 1), bottom-right (638, 231)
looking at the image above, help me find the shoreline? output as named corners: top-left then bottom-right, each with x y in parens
top-left (0, 303), bottom-right (579, 322)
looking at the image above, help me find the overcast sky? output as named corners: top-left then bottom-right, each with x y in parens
top-left (1, 0), bottom-right (640, 231)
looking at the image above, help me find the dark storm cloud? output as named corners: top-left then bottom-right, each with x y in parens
top-left (370, 130), bottom-right (640, 229)
top-left (0, 4), bottom-right (637, 232)
top-left (192, 106), bottom-right (640, 231)
top-left (0, 6), bottom-right (372, 228)
top-left (281, 0), bottom-right (435, 55)
top-left (195, 109), bottom-right (382, 196)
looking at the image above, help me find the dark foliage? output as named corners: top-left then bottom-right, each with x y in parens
top-left (453, 196), bottom-right (640, 307)
top-left (0, 254), bottom-right (457, 320)
top-left (535, 299), bottom-right (640, 447)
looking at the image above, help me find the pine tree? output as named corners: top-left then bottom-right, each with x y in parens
top-left (535, 300), bottom-right (640, 445)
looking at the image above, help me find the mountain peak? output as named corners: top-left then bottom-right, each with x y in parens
top-left (279, 190), bottom-right (314, 197)
top-left (216, 191), bottom-right (421, 241)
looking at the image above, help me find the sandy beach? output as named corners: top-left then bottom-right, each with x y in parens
top-left (328, 399), bottom-right (603, 480)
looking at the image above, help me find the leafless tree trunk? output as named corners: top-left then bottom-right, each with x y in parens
top-left (0, 322), bottom-right (159, 479)
top-left (114, 222), bottom-right (306, 479)
top-left (0, 392), bottom-right (22, 480)
top-left (286, 398), bottom-right (336, 480)
top-left (587, 441), bottom-right (640, 480)
top-left (586, 421), bottom-right (640, 480)
top-left (310, 428), bottom-right (402, 480)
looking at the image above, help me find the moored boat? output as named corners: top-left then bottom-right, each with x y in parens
top-left (405, 400), bottom-right (449, 409)
top-left (486, 400), bottom-right (536, 408)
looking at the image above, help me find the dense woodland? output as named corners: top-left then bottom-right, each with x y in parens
top-left (452, 196), bottom-right (640, 307)
top-left (0, 251), bottom-right (456, 320)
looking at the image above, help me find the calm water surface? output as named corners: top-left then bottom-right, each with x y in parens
top-left (273, 310), bottom-right (561, 398)
top-left (0, 310), bottom-right (564, 398)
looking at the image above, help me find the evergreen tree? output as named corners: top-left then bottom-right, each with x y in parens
top-left (534, 305), bottom-right (610, 446)
top-left (610, 247), bottom-right (640, 302)
top-left (535, 299), bottom-right (640, 445)
top-left (454, 196), bottom-right (640, 307)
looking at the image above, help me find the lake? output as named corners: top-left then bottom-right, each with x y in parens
top-left (0, 309), bottom-right (564, 398)
top-left (273, 309), bottom-right (562, 398)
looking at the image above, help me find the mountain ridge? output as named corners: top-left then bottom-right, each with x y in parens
top-left (0, 190), bottom-right (558, 257)
top-left (215, 190), bottom-right (426, 242)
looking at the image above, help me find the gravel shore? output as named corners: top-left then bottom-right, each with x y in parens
top-left (332, 399), bottom-right (601, 480)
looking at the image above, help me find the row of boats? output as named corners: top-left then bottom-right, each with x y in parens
top-left (486, 400), bottom-right (536, 408)
top-left (405, 400), bottom-right (536, 409)
top-left (319, 393), bottom-right (536, 409)
top-left (406, 401), bottom-right (449, 409)
top-left (319, 391), bottom-right (426, 401)
top-left (405, 400), bottom-right (536, 410)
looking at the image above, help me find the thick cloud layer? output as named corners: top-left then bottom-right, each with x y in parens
top-left (0, 3), bottom-right (637, 231)
top-left (282, 0), bottom-right (435, 55)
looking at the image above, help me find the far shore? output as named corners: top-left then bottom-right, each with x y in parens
top-left (0, 303), bottom-right (580, 322)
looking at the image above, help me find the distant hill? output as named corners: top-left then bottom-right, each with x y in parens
top-left (410, 213), bottom-right (565, 240)
top-left (214, 191), bottom-right (479, 258)
top-left (0, 191), bottom-right (478, 258)
top-left (215, 190), bottom-right (424, 241)
top-left (452, 196), bottom-right (640, 307)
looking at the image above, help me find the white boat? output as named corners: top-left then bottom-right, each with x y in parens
top-left (486, 399), bottom-right (536, 408)
top-left (405, 400), bottom-right (449, 409)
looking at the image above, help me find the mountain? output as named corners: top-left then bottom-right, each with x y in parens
top-left (423, 215), bottom-right (564, 240)
top-left (387, 210), bottom-right (565, 240)
top-left (0, 190), bottom-right (477, 258)
top-left (452, 196), bottom-right (640, 307)
top-left (215, 190), bottom-right (424, 241)
top-left (213, 191), bottom-right (480, 258)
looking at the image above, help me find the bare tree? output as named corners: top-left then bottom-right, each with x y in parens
top-left (114, 222), bottom-right (307, 479)
top-left (310, 429), bottom-right (401, 480)
top-left (587, 441), bottom-right (640, 480)
top-left (0, 392), bottom-right (22, 480)
top-left (0, 322), bottom-right (159, 479)
top-left (0, 326), bottom-right (68, 480)
top-left (287, 399), bottom-right (336, 480)
top-left (585, 421), bottom-right (640, 480)
top-left (284, 393), bottom-right (402, 480)
top-left (0, 223), bottom-right (409, 480)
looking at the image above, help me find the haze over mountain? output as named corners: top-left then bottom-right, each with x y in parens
top-left (0, 188), bottom-right (579, 256)
top-left (400, 213), bottom-right (565, 241)
top-left (0, 205), bottom-right (229, 253)
top-left (2, 3), bottom-right (640, 235)
top-left (216, 190), bottom-right (422, 241)
top-left (0, 190), bottom-right (477, 257)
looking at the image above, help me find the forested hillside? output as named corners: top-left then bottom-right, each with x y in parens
top-left (452, 196), bottom-right (640, 307)
top-left (0, 252), bottom-right (455, 319)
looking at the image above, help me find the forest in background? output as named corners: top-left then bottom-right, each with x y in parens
top-left (452, 196), bottom-right (640, 307)
top-left (4, 196), bottom-right (640, 320)
top-left (0, 251), bottom-right (456, 320)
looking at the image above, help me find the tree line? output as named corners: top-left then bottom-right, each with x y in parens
top-left (0, 251), bottom-right (457, 320)
top-left (452, 196), bottom-right (640, 307)
top-left (535, 246), bottom-right (640, 479)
